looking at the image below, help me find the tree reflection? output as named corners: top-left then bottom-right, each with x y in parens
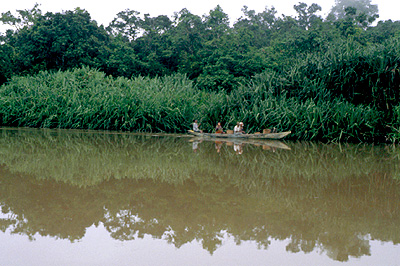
top-left (1, 164), bottom-right (399, 259)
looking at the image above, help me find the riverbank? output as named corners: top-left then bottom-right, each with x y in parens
top-left (0, 67), bottom-right (397, 143)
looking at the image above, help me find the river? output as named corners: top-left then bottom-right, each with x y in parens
top-left (0, 127), bottom-right (399, 266)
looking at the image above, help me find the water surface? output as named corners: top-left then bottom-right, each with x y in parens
top-left (0, 128), bottom-right (399, 265)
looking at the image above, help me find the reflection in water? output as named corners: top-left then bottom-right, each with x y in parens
top-left (190, 137), bottom-right (291, 155)
top-left (233, 143), bottom-right (243, 154)
top-left (215, 141), bottom-right (222, 153)
top-left (190, 139), bottom-right (202, 153)
top-left (0, 128), bottom-right (399, 263)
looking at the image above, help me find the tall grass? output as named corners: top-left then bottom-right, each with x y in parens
top-left (0, 56), bottom-right (396, 142)
top-left (282, 37), bottom-right (400, 111)
top-left (0, 67), bottom-right (201, 132)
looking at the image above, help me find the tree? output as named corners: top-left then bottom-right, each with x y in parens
top-left (106, 9), bottom-right (142, 41)
top-left (0, 3), bottom-right (43, 82)
top-left (106, 35), bottom-right (142, 77)
top-left (332, 6), bottom-right (376, 37)
top-left (0, 37), bottom-right (15, 84)
top-left (293, 2), bottom-right (322, 30)
top-left (133, 14), bottom-right (176, 76)
top-left (203, 5), bottom-right (230, 41)
top-left (170, 9), bottom-right (205, 78)
top-left (8, 8), bottom-right (111, 75)
top-left (233, 6), bottom-right (278, 48)
top-left (0, 3), bottom-right (42, 31)
top-left (327, 0), bottom-right (379, 26)
top-left (366, 20), bottom-right (400, 43)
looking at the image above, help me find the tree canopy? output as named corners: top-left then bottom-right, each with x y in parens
top-left (1, 1), bottom-right (396, 89)
top-left (328, 0), bottom-right (378, 19)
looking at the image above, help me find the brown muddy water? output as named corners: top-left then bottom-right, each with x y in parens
top-left (0, 127), bottom-right (399, 266)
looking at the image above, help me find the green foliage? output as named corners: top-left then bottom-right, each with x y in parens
top-left (1, 3), bottom-right (400, 142)
top-left (0, 65), bottom-right (396, 142)
top-left (0, 3), bottom-right (42, 30)
top-left (1, 2), bottom-right (398, 90)
top-left (0, 41), bottom-right (15, 84)
top-left (0, 67), bottom-right (199, 132)
top-left (293, 2), bottom-right (322, 29)
top-left (2, 8), bottom-right (111, 76)
top-left (328, 0), bottom-right (379, 24)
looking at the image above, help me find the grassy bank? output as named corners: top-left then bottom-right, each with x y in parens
top-left (0, 64), bottom-right (396, 142)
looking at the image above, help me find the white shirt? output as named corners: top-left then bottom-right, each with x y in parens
top-left (193, 122), bottom-right (199, 132)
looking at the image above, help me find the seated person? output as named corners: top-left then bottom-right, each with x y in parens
top-left (193, 119), bottom-right (202, 133)
top-left (234, 122), bottom-right (241, 134)
top-left (239, 122), bottom-right (245, 133)
top-left (215, 122), bottom-right (224, 133)
top-left (234, 122), bottom-right (245, 134)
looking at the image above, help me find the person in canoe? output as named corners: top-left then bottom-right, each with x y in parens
top-left (192, 119), bottom-right (202, 133)
top-left (215, 122), bottom-right (224, 134)
top-left (234, 122), bottom-right (245, 134)
top-left (234, 122), bottom-right (240, 133)
top-left (240, 122), bottom-right (246, 133)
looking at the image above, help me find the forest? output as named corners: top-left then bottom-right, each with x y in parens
top-left (0, 0), bottom-right (399, 142)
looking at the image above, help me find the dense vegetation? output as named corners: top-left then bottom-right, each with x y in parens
top-left (0, 1), bottom-right (400, 142)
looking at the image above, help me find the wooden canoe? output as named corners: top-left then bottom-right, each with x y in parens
top-left (187, 130), bottom-right (291, 140)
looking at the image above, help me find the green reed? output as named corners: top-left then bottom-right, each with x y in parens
top-left (0, 61), bottom-right (396, 142)
top-left (0, 67), bottom-right (200, 132)
top-left (282, 37), bottom-right (400, 111)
